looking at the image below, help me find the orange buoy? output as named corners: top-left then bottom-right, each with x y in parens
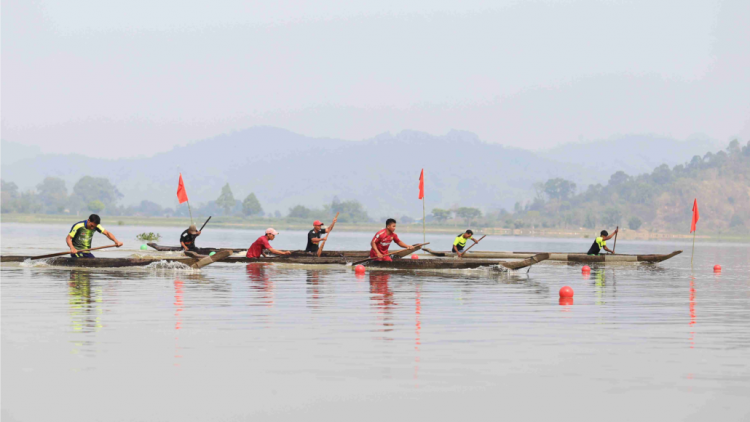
top-left (411, 254), bottom-right (419, 260)
top-left (582, 265), bottom-right (591, 273)
top-left (354, 264), bottom-right (366, 274)
top-left (559, 286), bottom-right (574, 298)
top-left (713, 264), bottom-right (721, 272)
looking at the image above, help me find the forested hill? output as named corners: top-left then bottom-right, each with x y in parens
top-left (504, 139), bottom-right (750, 234)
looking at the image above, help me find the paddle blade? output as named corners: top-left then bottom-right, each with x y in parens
top-left (190, 249), bottom-right (232, 269)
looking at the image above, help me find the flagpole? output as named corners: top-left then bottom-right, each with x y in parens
top-left (187, 200), bottom-right (194, 226)
top-left (691, 229), bottom-right (696, 269)
top-left (422, 195), bottom-right (426, 244)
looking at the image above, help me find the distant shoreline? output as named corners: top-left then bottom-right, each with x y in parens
top-left (2, 213), bottom-right (746, 242)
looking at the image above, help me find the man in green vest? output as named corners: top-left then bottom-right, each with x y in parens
top-left (587, 229), bottom-right (618, 255)
top-left (452, 230), bottom-right (478, 257)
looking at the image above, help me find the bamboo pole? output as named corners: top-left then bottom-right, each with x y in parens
top-left (30, 244), bottom-right (119, 260)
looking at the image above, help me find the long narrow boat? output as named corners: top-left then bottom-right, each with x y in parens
top-left (0, 253), bottom-right (549, 270)
top-left (148, 243), bottom-right (247, 253)
top-left (147, 243), bottom-right (370, 258)
top-left (422, 248), bottom-right (682, 263)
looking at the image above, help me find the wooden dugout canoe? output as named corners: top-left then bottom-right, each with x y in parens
top-left (0, 253), bottom-right (549, 270)
top-left (147, 243), bottom-right (370, 258)
top-left (422, 248), bottom-right (682, 263)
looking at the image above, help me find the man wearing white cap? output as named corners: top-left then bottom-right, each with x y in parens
top-left (246, 228), bottom-right (291, 258)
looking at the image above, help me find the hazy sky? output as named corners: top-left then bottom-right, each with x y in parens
top-left (3, 0), bottom-right (749, 158)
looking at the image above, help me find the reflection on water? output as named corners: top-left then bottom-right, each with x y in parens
top-left (689, 276), bottom-right (696, 350)
top-left (174, 279), bottom-right (183, 364)
top-left (369, 273), bottom-right (395, 337)
top-left (246, 264), bottom-right (274, 307)
top-left (2, 229), bottom-right (750, 421)
top-left (68, 271), bottom-right (102, 333)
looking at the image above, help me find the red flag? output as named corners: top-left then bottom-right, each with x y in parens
top-left (690, 199), bottom-right (699, 233)
top-left (177, 173), bottom-right (189, 204)
top-left (418, 169), bottom-right (425, 200)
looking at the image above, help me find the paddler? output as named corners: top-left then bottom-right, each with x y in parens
top-left (67, 214), bottom-right (123, 258)
top-left (305, 220), bottom-right (330, 254)
top-left (586, 229), bottom-right (619, 255)
top-left (180, 224), bottom-right (201, 252)
top-left (246, 228), bottom-right (291, 258)
top-left (452, 230), bottom-right (478, 257)
top-left (369, 218), bottom-right (413, 261)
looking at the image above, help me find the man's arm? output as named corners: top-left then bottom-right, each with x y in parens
top-left (396, 240), bottom-right (413, 249)
top-left (603, 229), bottom-right (618, 241)
top-left (603, 245), bottom-right (614, 254)
top-left (268, 247), bottom-right (291, 256)
top-left (311, 231), bottom-right (325, 245)
top-left (103, 230), bottom-right (124, 247)
top-left (66, 235), bottom-right (78, 254)
top-left (181, 241), bottom-right (189, 251)
top-left (371, 238), bottom-right (383, 258)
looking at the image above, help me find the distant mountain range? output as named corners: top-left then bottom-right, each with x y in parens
top-left (0, 128), bottom-right (727, 218)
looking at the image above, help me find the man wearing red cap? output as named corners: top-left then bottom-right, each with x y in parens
top-left (246, 228), bottom-right (291, 258)
top-left (305, 220), bottom-right (332, 254)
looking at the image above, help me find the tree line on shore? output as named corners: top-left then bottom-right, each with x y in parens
top-left (2, 139), bottom-right (747, 232)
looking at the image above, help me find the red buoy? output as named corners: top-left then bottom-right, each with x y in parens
top-left (713, 264), bottom-right (721, 272)
top-left (354, 265), bottom-right (366, 274)
top-left (559, 286), bottom-right (574, 298)
top-left (582, 265), bottom-right (591, 273)
top-left (411, 254), bottom-right (419, 260)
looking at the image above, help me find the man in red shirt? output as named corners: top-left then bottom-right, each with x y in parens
top-left (370, 218), bottom-right (413, 261)
top-left (246, 228), bottom-right (291, 258)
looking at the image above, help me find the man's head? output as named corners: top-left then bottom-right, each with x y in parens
top-left (385, 218), bottom-right (397, 232)
top-left (87, 214), bottom-right (101, 229)
top-left (313, 220), bottom-right (323, 231)
top-left (266, 228), bottom-right (279, 240)
top-left (463, 229), bottom-right (473, 238)
top-left (188, 224), bottom-right (198, 234)
top-left (601, 230), bottom-right (609, 237)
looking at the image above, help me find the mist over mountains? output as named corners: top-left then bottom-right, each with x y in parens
top-left (1, 127), bottom-right (725, 218)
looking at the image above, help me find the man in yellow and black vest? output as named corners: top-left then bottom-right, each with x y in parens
top-left (452, 230), bottom-right (478, 257)
top-left (587, 229), bottom-right (618, 255)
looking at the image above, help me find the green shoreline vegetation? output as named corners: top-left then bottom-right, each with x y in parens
top-left (2, 140), bottom-right (748, 241)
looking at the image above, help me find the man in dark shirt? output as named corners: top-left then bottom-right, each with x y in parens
top-left (587, 229), bottom-right (618, 255)
top-left (305, 220), bottom-right (329, 254)
top-left (180, 224), bottom-right (201, 252)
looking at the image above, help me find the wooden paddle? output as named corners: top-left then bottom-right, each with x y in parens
top-left (612, 226), bottom-right (619, 254)
top-left (457, 234), bottom-right (486, 258)
top-left (317, 213), bottom-right (339, 257)
top-left (190, 249), bottom-right (232, 269)
top-left (199, 216), bottom-right (212, 231)
top-left (350, 243), bottom-right (430, 266)
top-left (30, 244), bottom-right (119, 260)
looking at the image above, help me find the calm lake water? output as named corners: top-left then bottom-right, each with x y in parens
top-left (2, 223), bottom-right (749, 421)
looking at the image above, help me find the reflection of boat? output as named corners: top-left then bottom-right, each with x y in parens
top-left (147, 242), bottom-right (370, 257)
top-left (366, 253), bottom-right (549, 270)
top-left (423, 248), bottom-right (682, 263)
top-left (1, 253), bottom-right (549, 270)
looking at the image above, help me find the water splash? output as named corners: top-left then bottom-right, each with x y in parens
top-left (144, 260), bottom-right (196, 271)
top-left (20, 259), bottom-right (51, 267)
